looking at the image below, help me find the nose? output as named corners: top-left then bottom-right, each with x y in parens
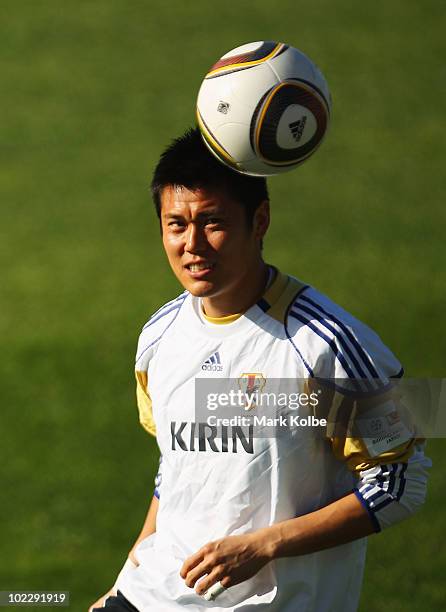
top-left (185, 222), bottom-right (207, 254)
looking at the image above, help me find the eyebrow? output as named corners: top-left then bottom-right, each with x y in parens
top-left (163, 209), bottom-right (224, 220)
top-left (163, 212), bottom-right (185, 220)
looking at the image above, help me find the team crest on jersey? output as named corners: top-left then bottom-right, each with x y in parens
top-left (238, 373), bottom-right (266, 411)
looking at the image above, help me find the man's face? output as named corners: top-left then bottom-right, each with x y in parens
top-left (160, 185), bottom-right (268, 299)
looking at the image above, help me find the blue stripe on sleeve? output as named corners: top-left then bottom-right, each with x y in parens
top-left (147, 292), bottom-right (187, 320)
top-left (289, 310), bottom-right (357, 379)
top-left (299, 295), bottom-right (380, 378)
top-left (284, 323), bottom-right (314, 378)
top-left (356, 463), bottom-right (410, 524)
top-left (136, 300), bottom-right (186, 363)
top-left (387, 464), bottom-right (398, 496)
top-left (396, 464), bottom-right (408, 501)
top-left (371, 496), bottom-right (395, 513)
top-left (367, 488), bottom-right (390, 505)
top-left (294, 302), bottom-right (369, 378)
top-left (143, 295), bottom-right (187, 330)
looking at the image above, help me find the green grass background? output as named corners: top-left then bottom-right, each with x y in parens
top-left (1, 1), bottom-right (445, 610)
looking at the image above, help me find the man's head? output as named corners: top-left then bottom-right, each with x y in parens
top-left (151, 128), bottom-right (270, 314)
top-left (151, 127), bottom-right (269, 228)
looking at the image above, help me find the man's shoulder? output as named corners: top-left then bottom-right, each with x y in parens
top-left (283, 281), bottom-right (403, 380)
top-left (135, 291), bottom-right (189, 368)
top-left (285, 283), bottom-right (375, 340)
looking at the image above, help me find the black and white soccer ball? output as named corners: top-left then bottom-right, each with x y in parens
top-left (196, 41), bottom-right (331, 176)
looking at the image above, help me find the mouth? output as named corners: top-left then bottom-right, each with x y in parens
top-left (184, 261), bottom-right (215, 279)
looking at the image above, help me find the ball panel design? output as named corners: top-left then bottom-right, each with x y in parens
top-left (249, 86), bottom-right (274, 154)
top-left (206, 41), bottom-right (286, 79)
top-left (214, 122), bottom-right (257, 167)
top-left (197, 62), bottom-right (278, 141)
top-left (253, 81), bottom-right (329, 165)
top-left (219, 41), bottom-right (265, 58)
top-left (196, 109), bottom-right (239, 171)
top-left (269, 47), bottom-right (331, 110)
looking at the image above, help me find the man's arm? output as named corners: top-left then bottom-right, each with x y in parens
top-left (182, 437), bottom-right (430, 596)
top-left (180, 492), bottom-right (372, 596)
top-left (88, 495), bottom-right (159, 611)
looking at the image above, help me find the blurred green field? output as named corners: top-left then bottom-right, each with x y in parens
top-left (0, 1), bottom-right (445, 610)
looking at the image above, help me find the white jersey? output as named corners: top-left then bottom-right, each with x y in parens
top-left (117, 269), bottom-right (430, 612)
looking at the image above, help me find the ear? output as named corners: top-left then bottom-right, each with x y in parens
top-left (253, 200), bottom-right (270, 241)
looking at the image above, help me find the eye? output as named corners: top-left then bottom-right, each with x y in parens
top-left (167, 220), bottom-right (185, 229)
top-left (206, 217), bottom-right (223, 226)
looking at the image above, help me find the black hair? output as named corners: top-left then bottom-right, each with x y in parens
top-left (151, 127), bottom-right (268, 226)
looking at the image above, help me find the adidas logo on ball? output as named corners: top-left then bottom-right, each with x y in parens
top-left (289, 116), bottom-right (307, 142)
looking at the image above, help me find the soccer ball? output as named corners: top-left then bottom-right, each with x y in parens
top-left (196, 41), bottom-right (331, 176)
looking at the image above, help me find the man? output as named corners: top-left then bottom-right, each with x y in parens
top-left (90, 128), bottom-right (430, 612)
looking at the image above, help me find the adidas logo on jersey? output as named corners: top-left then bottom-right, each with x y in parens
top-left (202, 351), bottom-right (223, 372)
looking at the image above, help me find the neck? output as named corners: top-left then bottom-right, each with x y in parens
top-left (202, 260), bottom-right (269, 317)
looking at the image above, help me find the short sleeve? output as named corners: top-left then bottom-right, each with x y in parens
top-left (135, 370), bottom-right (157, 437)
